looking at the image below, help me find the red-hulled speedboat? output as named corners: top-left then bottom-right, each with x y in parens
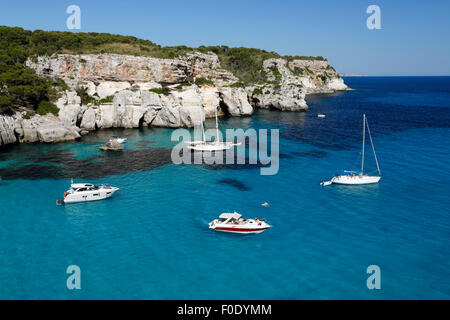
top-left (209, 212), bottom-right (271, 234)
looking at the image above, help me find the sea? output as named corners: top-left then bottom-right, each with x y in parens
top-left (0, 76), bottom-right (449, 299)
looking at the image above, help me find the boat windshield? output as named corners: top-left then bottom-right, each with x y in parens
top-left (73, 185), bottom-right (100, 192)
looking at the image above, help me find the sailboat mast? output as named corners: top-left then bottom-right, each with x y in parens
top-left (365, 116), bottom-right (381, 176)
top-left (361, 114), bottom-right (365, 173)
top-left (201, 121), bottom-right (206, 143)
top-left (215, 107), bottom-right (220, 143)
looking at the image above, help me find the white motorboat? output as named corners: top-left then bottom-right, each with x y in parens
top-left (329, 114), bottom-right (381, 185)
top-left (109, 136), bottom-right (127, 144)
top-left (61, 183), bottom-right (119, 204)
top-left (186, 107), bottom-right (241, 151)
top-left (209, 212), bottom-right (271, 234)
top-left (318, 113), bottom-right (326, 118)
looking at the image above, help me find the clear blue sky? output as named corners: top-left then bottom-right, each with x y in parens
top-left (1, 0), bottom-right (449, 76)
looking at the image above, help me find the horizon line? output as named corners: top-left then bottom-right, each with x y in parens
top-left (340, 75), bottom-right (450, 77)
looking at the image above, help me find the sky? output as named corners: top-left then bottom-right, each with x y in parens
top-left (0, 0), bottom-right (449, 76)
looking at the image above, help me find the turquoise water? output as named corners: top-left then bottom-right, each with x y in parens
top-left (0, 77), bottom-right (449, 299)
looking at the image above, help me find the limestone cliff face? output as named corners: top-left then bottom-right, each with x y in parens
top-left (26, 52), bottom-right (237, 88)
top-left (248, 58), bottom-right (347, 110)
top-left (0, 52), bottom-right (347, 147)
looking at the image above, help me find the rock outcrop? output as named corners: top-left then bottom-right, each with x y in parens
top-left (250, 83), bottom-right (308, 111)
top-left (219, 87), bottom-right (253, 116)
top-left (0, 112), bottom-right (80, 146)
top-left (0, 115), bottom-right (18, 146)
top-left (245, 58), bottom-right (347, 111)
top-left (20, 115), bottom-right (80, 143)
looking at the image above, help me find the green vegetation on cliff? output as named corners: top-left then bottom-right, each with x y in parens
top-left (0, 25), bottom-right (328, 114)
top-left (0, 27), bottom-right (66, 113)
top-left (149, 87), bottom-right (171, 96)
top-left (194, 77), bottom-right (214, 86)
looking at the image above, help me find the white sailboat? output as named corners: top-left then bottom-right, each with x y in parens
top-left (324, 114), bottom-right (381, 185)
top-left (186, 107), bottom-right (241, 151)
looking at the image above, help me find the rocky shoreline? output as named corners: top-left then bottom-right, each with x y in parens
top-left (0, 52), bottom-right (348, 147)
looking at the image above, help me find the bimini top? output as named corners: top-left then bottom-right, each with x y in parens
top-left (335, 169), bottom-right (362, 176)
top-left (219, 212), bottom-right (242, 220)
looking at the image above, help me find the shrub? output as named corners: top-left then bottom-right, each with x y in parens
top-left (22, 111), bottom-right (32, 119)
top-left (228, 82), bottom-right (246, 88)
top-left (99, 95), bottom-right (114, 104)
top-left (36, 100), bottom-right (59, 115)
top-left (285, 55), bottom-right (326, 61)
top-left (202, 46), bottom-right (280, 84)
top-left (290, 66), bottom-right (304, 76)
top-left (304, 67), bottom-right (314, 75)
top-left (319, 75), bottom-right (328, 82)
top-left (268, 66), bottom-right (282, 80)
top-left (53, 78), bottom-right (69, 91)
top-left (252, 88), bottom-right (263, 95)
top-left (194, 77), bottom-right (214, 86)
top-left (175, 82), bottom-right (192, 90)
top-left (149, 87), bottom-right (171, 95)
top-left (0, 94), bottom-right (12, 114)
top-left (75, 87), bottom-right (97, 105)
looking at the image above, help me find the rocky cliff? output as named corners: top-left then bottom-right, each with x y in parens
top-left (0, 52), bottom-right (347, 147)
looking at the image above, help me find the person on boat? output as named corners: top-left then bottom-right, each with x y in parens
top-left (255, 217), bottom-right (259, 222)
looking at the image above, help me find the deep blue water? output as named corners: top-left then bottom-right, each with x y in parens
top-left (0, 77), bottom-right (449, 299)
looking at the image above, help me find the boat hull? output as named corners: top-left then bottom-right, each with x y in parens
top-left (211, 226), bottom-right (270, 234)
top-left (63, 187), bottom-right (119, 203)
top-left (331, 175), bottom-right (381, 185)
top-left (186, 142), bottom-right (240, 151)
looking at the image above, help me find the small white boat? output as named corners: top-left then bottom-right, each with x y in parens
top-left (209, 212), bottom-right (271, 234)
top-left (318, 114), bottom-right (326, 118)
top-left (61, 183), bottom-right (119, 204)
top-left (187, 140), bottom-right (239, 151)
top-left (320, 181), bottom-right (332, 186)
top-left (109, 136), bottom-right (127, 144)
top-left (328, 114), bottom-right (381, 185)
top-left (186, 107), bottom-right (241, 151)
